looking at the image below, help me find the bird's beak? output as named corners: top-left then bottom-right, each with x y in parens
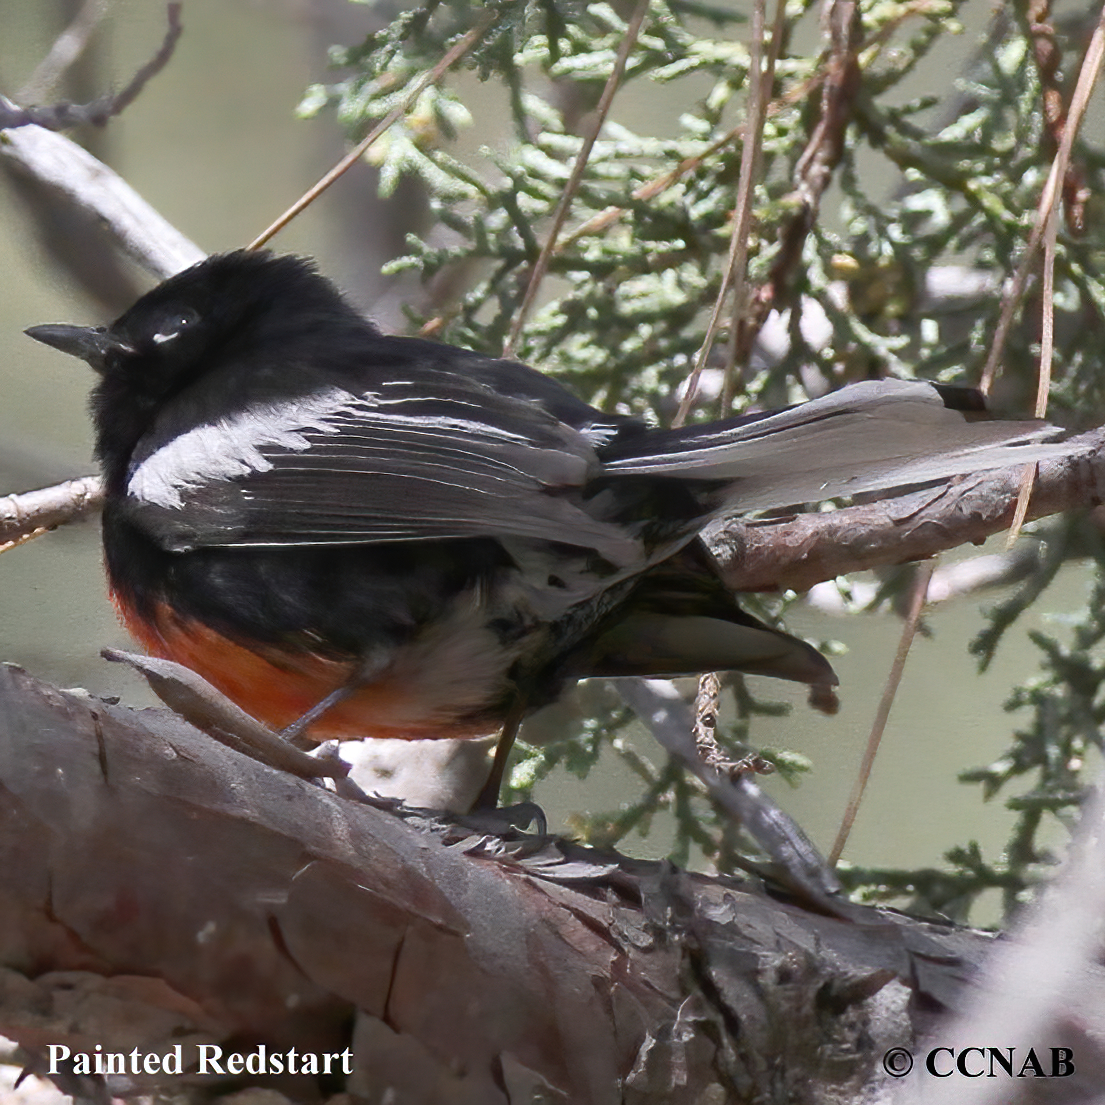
top-left (24, 324), bottom-right (135, 374)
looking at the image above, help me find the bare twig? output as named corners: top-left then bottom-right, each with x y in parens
top-left (978, 6), bottom-right (1105, 396)
top-left (559, 123), bottom-right (746, 250)
top-left (720, 0), bottom-right (788, 414)
top-left (501, 0), bottom-right (651, 360)
top-left (0, 476), bottom-right (103, 552)
top-left (17, 0), bottom-right (109, 104)
top-left (0, 106), bottom-right (204, 278)
top-left (0, 4), bottom-right (182, 131)
top-left (829, 560), bottom-right (934, 866)
top-left (673, 0), bottom-right (770, 427)
top-left (248, 8), bottom-right (499, 252)
top-left (1034, 190), bottom-right (1060, 427)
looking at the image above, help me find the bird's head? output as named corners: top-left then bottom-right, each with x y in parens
top-left (27, 250), bottom-right (360, 393)
top-left (27, 250), bottom-right (368, 477)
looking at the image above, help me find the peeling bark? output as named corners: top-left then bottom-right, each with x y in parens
top-left (2, 665), bottom-right (1103, 1103)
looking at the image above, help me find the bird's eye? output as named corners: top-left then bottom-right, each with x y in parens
top-left (151, 308), bottom-right (199, 345)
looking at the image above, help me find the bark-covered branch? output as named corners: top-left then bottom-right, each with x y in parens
top-left (709, 427), bottom-right (1105, 593)
top-left (0, 475), bottom-right (102, 550)
top-left (3, 663), bottom-right (1104, 1103)
top-left (0, 106), bottom-right (204, 280)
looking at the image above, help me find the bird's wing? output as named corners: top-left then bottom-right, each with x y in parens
top-left (121, 372), bottom-right (643, 563)
top-left (600, 379), bottom-right (1066, 511)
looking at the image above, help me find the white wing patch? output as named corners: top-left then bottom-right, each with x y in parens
top-left (126, 382), bottom-right (589, 510)
top-left (127, 386), bottom-right (368, 508)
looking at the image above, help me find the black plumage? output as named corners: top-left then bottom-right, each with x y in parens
top-left (25, 250), bottom-right (1061, 788)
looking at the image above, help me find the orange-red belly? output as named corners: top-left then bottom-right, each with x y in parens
top-left (113, 592), bottom-right (500, 742)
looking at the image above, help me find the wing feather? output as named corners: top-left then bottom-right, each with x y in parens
top-left (123, 379), bottom-right (642, 563)
top-left (601, 380), bottom-right (1065, 510)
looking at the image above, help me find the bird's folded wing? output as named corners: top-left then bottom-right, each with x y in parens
top-left (122, 377), bottom-right (1067, 558)
top-left (122, 379), bottom-right (642, 562)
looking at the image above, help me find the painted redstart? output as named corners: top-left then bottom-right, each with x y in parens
top-left (27, 250), bottom-right (1059, 802)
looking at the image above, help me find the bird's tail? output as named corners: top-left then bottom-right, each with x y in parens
top-left (600, 380), bottom-right (1065, 512)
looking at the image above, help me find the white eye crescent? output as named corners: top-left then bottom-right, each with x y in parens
top-left (152, 309), bottom-right (199, 344)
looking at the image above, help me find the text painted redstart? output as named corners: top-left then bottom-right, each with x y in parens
top-left (27, 251), bottom-right (1059, 801)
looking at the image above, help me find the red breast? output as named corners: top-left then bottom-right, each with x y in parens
top-left (112, 590), bottom-right (504, 742)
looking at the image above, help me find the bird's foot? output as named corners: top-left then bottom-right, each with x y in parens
top-left (455, 800), bottom-right (548, 839)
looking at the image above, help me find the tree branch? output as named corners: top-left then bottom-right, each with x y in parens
top-left (0, 475), bottom-right (102, 551)
top-left (0, 108), bottom-right (204, 280)
top-left (4, 663), bottom-right (1105, 1101)
top-left (709, 427), bottom-right (1105, 593)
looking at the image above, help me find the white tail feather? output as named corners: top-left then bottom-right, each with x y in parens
top-left (603, 380), bottom-right (1064, 511)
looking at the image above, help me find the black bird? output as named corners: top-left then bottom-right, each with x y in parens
top-left (26, 250), bottom-right (1058, 802)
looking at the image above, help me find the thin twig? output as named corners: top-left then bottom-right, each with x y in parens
top-left (721, 0), bottom-right (788, 414)
top-left (978, 5), bottom-right (1105, 396)
top-left (248, 7), bottom-right (500, 251)
top-left (17, 0), bottom-right (109, 104)
top-left (558, 124), bottom-right (745, 250)
top-left (673, 0), bottom-right (770, 428)
top-left (0, 4), bottom-right (182, 131)
top-left (829, 559), bottom-right (935, 866)
top-left (0, 476), bottom-right (104, 553)
top-left (1003, 3), bottom-right (1105, 542)
top-left (501, 0), bottom-right (651, 360)
top-left (1036, 201), bottom-right (1060, 424)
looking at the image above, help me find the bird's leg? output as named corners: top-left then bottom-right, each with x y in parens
top-left (470, 697), bottom-right (527, 810)
top-left (279, 685), bottom-right (353, 747)
top-left (279, 651), bottom-right (389, 748)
